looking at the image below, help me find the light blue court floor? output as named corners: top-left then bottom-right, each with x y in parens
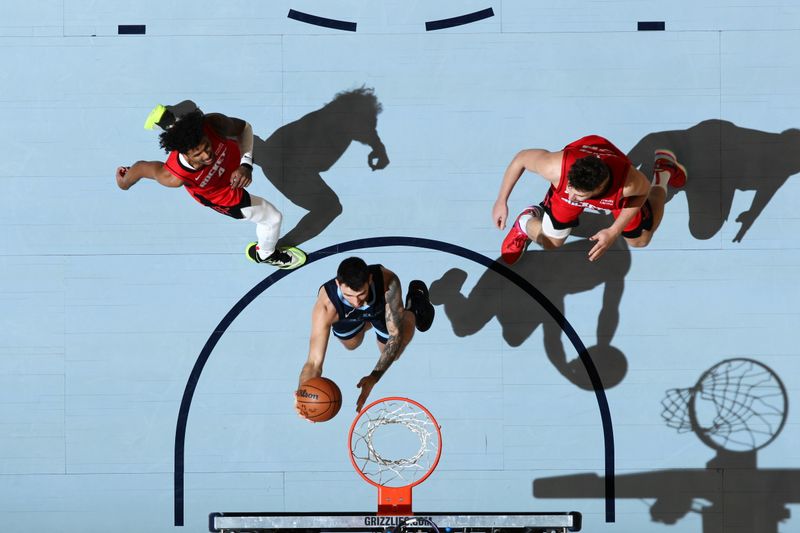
top-left (1, 2), bottom-right (800, 532)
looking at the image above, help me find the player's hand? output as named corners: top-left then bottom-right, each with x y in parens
top-left (293, 390), bottom-right (315, 423)
top-left (733, 210), bottom-right (755, 242)
top-left (230, 165), bottom-right (252, 189)
top-left (367, 148), bottom-right (389, 171)
top-left (588, 227), bottom-right (620, 262)
top-left (355, 374), bottom-right (379, 412)
top-left (492, 200), bottom-right (508, 230)
top-left (115, 166), bottom-right (131, 190)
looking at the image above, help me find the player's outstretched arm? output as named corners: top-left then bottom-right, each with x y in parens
top-left (492, 149), bottom-right (561, 230)
top-left (115, 161), bottom-right (182, 190)
top-left (355, 271), bottom-right (405, 411)
top-left (296, 289), bottom-right (336, 420)
top-left (299, 288), bottom-right (334, 388)
top-left (374, 272), bottom-right (406, 372)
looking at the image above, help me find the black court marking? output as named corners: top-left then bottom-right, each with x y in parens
top-left (426, 8), bottom-right (494, 31)
top-left (287, 9), bottom-right (357, 32)
top-left (118, 25), bottom-right (146, 35)
top-left (173, 237), bottom-right (616, 525)
top-left (637, 21), bottom-right (665, 31)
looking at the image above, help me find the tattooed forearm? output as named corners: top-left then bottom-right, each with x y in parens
top-left (373, 275), bottom-right (406, 373)
top-left (374, 337), bottom-right (402, 372)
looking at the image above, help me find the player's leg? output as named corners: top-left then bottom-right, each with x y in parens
top-left (624, 149), bottom-right (687, 247)
top-left (501, 205), bottom-right (571, 264)
top-left (370, 280), bottom-right (435, 360)
top-left (335, 322), bottom-right (370, 350)
top-left (242, 193), bottom-right (306, 269)
top-left (619, 202), bottom-right (653, 248)
top-left (535, 212), bottom-right (571, 249)
top-left (144, 104), bottom-right (172, 130)
top-left (649, 148), bottom-right (687, 236)
top-left (144, 101), bottom-right (201, 130)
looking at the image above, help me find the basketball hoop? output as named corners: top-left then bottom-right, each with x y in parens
top-left (348, 397), bottom-right (442, 515)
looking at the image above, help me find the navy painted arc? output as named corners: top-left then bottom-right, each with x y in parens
top-left (287, 9), bottom-right (357, 32)
top-left (425, 8), bottom-right (495, 31)
top-left (173, 237), bottom-right (616, 525)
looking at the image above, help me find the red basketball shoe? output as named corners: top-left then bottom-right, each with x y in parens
top-left (501, 206), bottom-right (542, 265)
top-left (654, 149), bottom-right (687, 188)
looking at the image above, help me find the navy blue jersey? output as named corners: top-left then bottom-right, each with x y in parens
top-left (323, 264), bottom-right (389, 342)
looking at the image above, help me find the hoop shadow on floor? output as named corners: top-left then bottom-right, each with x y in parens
top-left (628, 120), bottom-right (800, 242)
top-left (429, 212), bottom-right (631, 390)
top-left (534, 358), bottom-right (799, 533)
top-left (254, 87), bottom-right (390, 247)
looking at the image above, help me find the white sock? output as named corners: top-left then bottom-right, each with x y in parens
top-left (517, 206), bottom-right (542, 231)
top-left (257, 246), bottom-right (275, 261)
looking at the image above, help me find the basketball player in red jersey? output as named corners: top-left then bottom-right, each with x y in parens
top-left (492, 135), bottom-right (686, 263)
top-left (115, 110), bottom-right (306, 269)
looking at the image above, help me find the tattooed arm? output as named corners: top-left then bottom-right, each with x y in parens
top-left (374, 270), bottom-right (406, 371)
top-left (355, 268), bottom-right (407, 411)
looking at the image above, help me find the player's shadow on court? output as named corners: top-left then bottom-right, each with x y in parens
top-left (254, 87), bottom-right (390, 247)
top-left (429, 213), bottom-right (630, 390)
top-left (533, 359), bottom-right (799, 533)
top-left (628, 120), bottom-right (800, 242)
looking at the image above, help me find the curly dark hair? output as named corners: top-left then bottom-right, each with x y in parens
top-left (567, 156), bottom-right (610, 192)
top-left (159, 110), bottom-right (206, 154)
top-left (336, 257), bottom-right (370, 289)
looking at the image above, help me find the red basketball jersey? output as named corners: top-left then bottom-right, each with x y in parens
top-left (554, 135), bottom-right (632, 212)
top-left (164, 123), bottom-right (243, 207)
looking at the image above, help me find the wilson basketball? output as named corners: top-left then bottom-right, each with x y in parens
top-left (296, 377), bottom-right (342, 422)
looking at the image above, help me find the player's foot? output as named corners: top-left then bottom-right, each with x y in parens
top-left (501, 206), bottom-right (542, 265)
top-left (246, 243), bottom-right (307, 269)
top-left (405, 280), bottom-right (435, 332)
top-left (654, 149), bottom-right (687, 188)
top-left (144, 104), bottom-right (176, 130)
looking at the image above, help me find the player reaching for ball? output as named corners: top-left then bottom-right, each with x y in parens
top-left (296, 257), bottom-right (435, 418)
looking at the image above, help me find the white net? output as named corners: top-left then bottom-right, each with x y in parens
top-left (350, 399), bottom-right (441, 487)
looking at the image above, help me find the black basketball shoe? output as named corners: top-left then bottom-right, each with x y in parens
top-left (246, 243), bottom-right (306, 270)
top-left (405, 280), bottom-right (435, 332)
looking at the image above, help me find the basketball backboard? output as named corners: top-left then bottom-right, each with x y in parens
top-left (209, 511), bottom-right (582, 533)
top-left (210, 399), bottom-right (581, 533)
